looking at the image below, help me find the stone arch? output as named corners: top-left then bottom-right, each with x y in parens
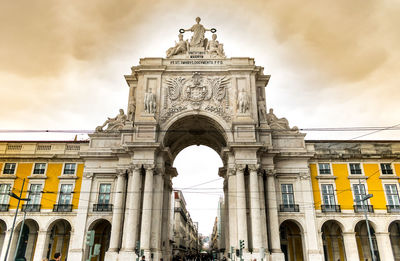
top-left (355, 220), bottom-right (380, 261)
top-left (86, 218), bottom-right (111, 261)
top-left (279, 219), bottom-right (304, 261)
top-left (0, 219), bottom-right (6, 258)
top-left (10, 218), bottom-right (40, 261)
top-left (43, 219), bottom-right (72, 261)
top-left (161, 114), bottom-right (229, 161)
top-left (321, 220), bottom-right (345, 261)
top-left (388, 220), bottom-right (400, 261)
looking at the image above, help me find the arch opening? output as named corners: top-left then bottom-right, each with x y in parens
top-left (11, 218), bottom-right (39, 261)
top-left (279, 220), bottom-right (304, 261)
top-left (321, 220), bottom-right (345, 261)
top-left (86, 219), bottom-right (111, 261)
top-left (355, 220), bottom-right (380, 261)
top-left (389, 220), bottom-right (400, 261)
top-left (45, 219), bottom-right (72, 261)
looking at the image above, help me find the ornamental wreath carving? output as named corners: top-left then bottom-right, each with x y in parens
top-left (161, 73), bottom-right (231, 121)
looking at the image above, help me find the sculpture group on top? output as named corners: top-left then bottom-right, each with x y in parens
top-left (96, 109), bottom-right (127, 132)
top-left (166, 17), bottom-right (225, 58)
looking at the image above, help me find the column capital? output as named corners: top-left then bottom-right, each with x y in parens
top-left (131, 164), bottom-right (143, 171)
top-left (83, 172), bottom-right (94, 180)
top-left (236, 164), bottom-right (247, 171)
top-left (143, 164), bottom-right (155, 171)
top-left (116, 169), bottom-right (127, 177)
top-left (266, 169), bottom-right (276, 177)
top-left (299, 172), bottom-right (310, 180)
top-left (227, 168), bottom-right (236, 176)
top-left (248, 164), bottom-right (260, 172)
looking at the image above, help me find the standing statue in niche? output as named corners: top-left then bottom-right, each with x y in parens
top-left (266, 108), bottom-right (298, 131)
top-left (166, 34), bottom-right (189, 58)
top-left (144, 89), bottom-right (156, 114)
top-left (95, 109), bottom-right (127, 132)
top-left (206, 34), bottom-right (225, 57)
top-left (182, 17), bottom-right (213, 47)
top-left (237, 89), bottom-right (249, 113)
top-left (258, 101), bottom-right (268, 122)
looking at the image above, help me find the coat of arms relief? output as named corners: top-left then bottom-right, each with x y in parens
top-left (160, 73), bottom-right (231, 121)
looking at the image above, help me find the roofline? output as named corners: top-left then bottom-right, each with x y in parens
top-left (0, 140), bottom-right (89, 143)
top-left (305, 140), bottom-right (400, 143)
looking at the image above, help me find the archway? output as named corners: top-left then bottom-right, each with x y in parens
top-left (355, 220), bottom-right (380, 261)
top-left (280, 220), bottom-right (304, 261)
top-left (87, 219), bottom-right (111, 261)
top-left (389, 221), bottom-right (400, 261)
top-left (45, 219), bottom-right (71, 261)
top-left (10, 219), bottom-right (39, 261)
top-left (321, 220), bottom-right (345, 261)
top-left (0, 219), bottom-right (6, 257)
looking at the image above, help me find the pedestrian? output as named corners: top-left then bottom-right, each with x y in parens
top-left (50, 252), bottom-right (61, 261)
top-left (141, 255), bottom-right (146, 261)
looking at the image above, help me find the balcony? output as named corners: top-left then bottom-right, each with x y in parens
top-left (53, 204), bottom-right (73, 212)
top-left (321, 204), bottom-right (341, 213)
top-left (279, 204), bottom-right (299, 212)
top-left (21, 204), bottom-right (41, 212)
top-left (353, 204), bottom-right (374, 213)
top-left (0, 204), bottom-right (9, 212)
top-left (93, 204), bottom-right (113, 212)
top-left (387, 205), bottom-right (400, 213)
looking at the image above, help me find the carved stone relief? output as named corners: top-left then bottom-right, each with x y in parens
top-left (160, 73), bottom-right (231, 122)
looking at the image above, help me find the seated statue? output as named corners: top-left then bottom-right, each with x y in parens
top-left (96, 109), bottom-right (127, 132)
top-left (166, 34), bottom-right (189, 58)
top-left (266, 108), bottom-right (298, 131)
top-left (206, 34), bottom-right (225, 57)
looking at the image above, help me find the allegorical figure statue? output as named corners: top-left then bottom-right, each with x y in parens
top-left (183, 17), bottom-right (211, 47)
top-left (166, 34), bottom-right (189, 58)
top-left (96, 109), bottom-right (127, 132)
top-left (144, 89), bottom-right (156, 114)
top-left (266, 108), bottom-right (298, 131)
top-left (237, 89), bottom-right (249, 113)
top-left (206, 34), bottom-right (225, 57)
top-left (258, 101), bottom-right (268, 122)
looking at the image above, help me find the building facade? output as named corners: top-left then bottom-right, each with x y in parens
top-left (0, 18), bottom-right (399, 261)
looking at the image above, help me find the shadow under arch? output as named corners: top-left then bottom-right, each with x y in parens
top-left (0, 219), bottom-right (6, 258)
top-left (10, 218), bottom-right (39, 261)
top-left (388, 220), bottom-right (400, 261)
top-left (161, 114), bottom-right (229, 161)
top-left (279, 219), bottom-right (304, 261)
top-left (321, 220), bottom-right (345, 261)
top-left (355, 220), bottom-right (380, 261)
top-left (86, 218), bottom-right (111, 261)
top-left (43, 218), bottom-right (72, 261)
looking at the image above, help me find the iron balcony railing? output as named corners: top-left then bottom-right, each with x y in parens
top-left (279, 204), bottom-right (300, 212)
top-left (93, 203), bottom-right (113, 212)
top-left (0, 204), bottom-right (9, 212)
top-left (387, 205), bottom-right (400, 213)
top-left (353, 204), bottom-right (374, 213)
top-left (53, 204), bottom-right (73, 212)
top-left (321, 204), bottom-right (341, 213)
top-left (21, 204), bottom-right (41, 212)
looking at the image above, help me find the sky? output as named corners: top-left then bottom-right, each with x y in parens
top-left (1, 0), bottom-right (399, 234)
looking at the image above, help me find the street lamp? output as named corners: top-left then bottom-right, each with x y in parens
top-left (355, 179), bottom-right (376, 261)
top-left (3, 178), bottom-right (30, 261)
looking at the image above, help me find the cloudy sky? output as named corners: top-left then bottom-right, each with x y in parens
top-left (1, 0), bottom-right (399, 234)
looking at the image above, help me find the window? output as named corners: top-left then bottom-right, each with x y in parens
top-left (318, 163), bottom-right (331, 174)
top-left (98, 184), bottom-right (111, 205)
top-left (349, 163), bottom-right (362, 175)
top-left (58, 184), bottom-right (73, 204)
top-left (27, 184), bottom-right (42, 205)
top-left (3, 163), bottom-right (16, 174)
top-left (385, 184), bottom-right (400, 206)
top-left (63, 163), bottom-right (76, 175)
top-left (0, 184), bottom-right (11, 204)
top-left (381, 163), bottom-right (394, 175)
top-left (33, 163), bottom-right (46, 174)
top-left (321, 184), bottom-right (336, 206)
top-left (353, 184), bottom-right (367, 205)
top-left (281, 184), bottom-right (295, 205)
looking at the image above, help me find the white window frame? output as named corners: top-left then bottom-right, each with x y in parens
top-left (62, 163), bottom-right (77, 175)
top-left (2, 163), bottom-right (17, 175)
top-left (57, 182), bottom-right (75, 205)
top-left (97, 183), bottom-right (112, 205)
top-left (32, 163), bottom-right (47, 175)
top-left (0, 184), bottom-right (11, 204)
top-left (351, 182), bottom-right (371, 205)
top-left (380, 163), bottom-right (394, 175)
top-left (281, 184), bottom-right (295, 205)
top-left (318, 163), bottom-right (332, 175)
top-left (27, 182), bottom-right (43, 205)
top-left (384, 183), bottom-right (400, 206)
top-left (320, 182), bottom-right (338, 206)
top-left (348, 163), bottom-right (363, 175)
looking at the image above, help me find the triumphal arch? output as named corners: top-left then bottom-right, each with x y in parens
top-left (69, 18), bottom-right (323, 261)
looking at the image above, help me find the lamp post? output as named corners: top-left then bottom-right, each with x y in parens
top-left (356, 179), bottom-right (376, 261)
top-left (3, 178), bottom-right (30, 261)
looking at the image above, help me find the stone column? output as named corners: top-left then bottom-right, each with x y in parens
top-left (151, 169), bottom-right (164, 260)
top-left (120, 165), bottom-right (142, 259)
top-left (227, 168), bottom-right (237, 257)
top-left (105, 171), bottom-right (127, 260)
top-left (249, 164), bottom-right (262, 258)
top-left (161, 176), bottom-right (173, 260)
top-left (140, 164), bottom-right (154, 260)
top-left (342, 232), bottom-right (360, 261)
top-left (266, 170), bottom-right (285, 261)
top-left (236, 165), bottom-right (248, 250)
top-left (299, 172), bottom-right (323, 261)
top-left (68, 172), bottom-right (93, 261)
top-left (223, 179), bottom-right (230, 258)
top-left (32, 230), bottom-right (48, 261)
top-left (375, 232), bottom-right (394, 261)
top-left (0, 230), bottom-right (10, 261)
top-left (258, 173), bottom-right (269, 253)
